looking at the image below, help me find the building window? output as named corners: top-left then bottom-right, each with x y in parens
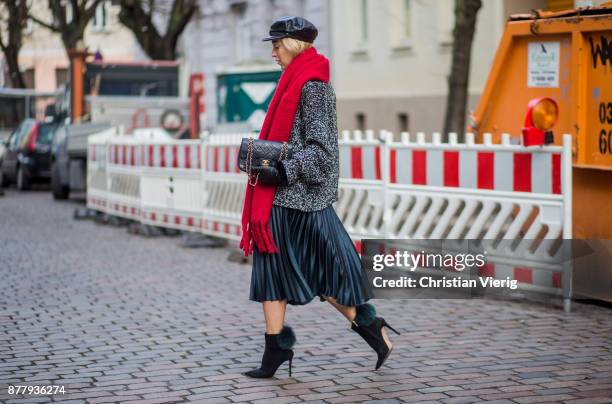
top-left (22, 68), bottom-right (35, 89)
top-left (388, 0), bottom-right (412, 49)
top-left (234, 3), bottom-right (251, 61)
top-left (55, 68), bottom-right (69, 89)
top-left (91, 0), bottom-right (110, 31)
top-left (402, 0), bottom-right (411, 39)
top-left (360, 0), bottom-right (368, 42)
top-left (356, 112), bottom-right (366, 131)
top-left (437, 0), bottom-right (454, 46)
top-left (398, 112), bottom-right (409, 133)
top-left (352, 0), bottom-right (368, 50)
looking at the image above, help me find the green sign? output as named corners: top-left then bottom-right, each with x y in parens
top-left (217, 70), bottom-right (280, 131)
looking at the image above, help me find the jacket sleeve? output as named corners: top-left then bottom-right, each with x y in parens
top-left (280, 81), bottom-right (335, 186)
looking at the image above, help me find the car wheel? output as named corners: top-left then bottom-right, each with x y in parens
top-left (16, 165), bottom-right (30, 191)
top-left (0, 167), bottom-right (8, 188)
top-left (51, 162), bottom-right (69, 199)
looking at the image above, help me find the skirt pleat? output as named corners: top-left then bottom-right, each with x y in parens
top-left (249, 204), bottom-right (372, 306)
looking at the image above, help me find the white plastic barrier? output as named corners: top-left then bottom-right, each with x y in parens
top-left (87, 129), bottom-right (573, 309)
top-left (138, 138), bottom-right (202, 232)
top-left (86, 127), bottom-right (118, 213)
top-left (336, 130), bottom-right (386, 241)
top-left (105, 134), bottom-right (142, 221)
top-left (380, 131), bottom-right (572, 310)
top-left (200, 134), bottom-right (244, 240)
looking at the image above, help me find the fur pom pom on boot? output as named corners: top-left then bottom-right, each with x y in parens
top-left (277, 325), bottom-right (296, 350)
top-left (354, 303), bottom-right (377, 327)
top-left (243, 325), bottom-right (295, 378)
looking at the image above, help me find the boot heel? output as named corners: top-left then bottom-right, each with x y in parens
top-left (383, 319), bottom-right (401, 335)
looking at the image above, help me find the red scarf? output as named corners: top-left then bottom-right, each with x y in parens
top-left (239, 47), bottom-right (330, 256)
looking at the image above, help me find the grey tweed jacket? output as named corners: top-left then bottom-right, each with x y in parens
top-left (273, 80), bottom-right (339, 212)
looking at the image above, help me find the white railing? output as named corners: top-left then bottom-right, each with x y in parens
top-left (87, 129), bottom-right (573, 311)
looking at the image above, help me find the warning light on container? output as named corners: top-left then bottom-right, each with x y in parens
top-left (522, 97), bottom-right (558, 146)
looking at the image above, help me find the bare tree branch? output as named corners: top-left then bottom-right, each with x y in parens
top-left (167, 0), bottom-right (197, 39)
top-left (35, 0), bottom-right (103, 54)
top-left (119, 0), bottom-right (198, 60)
top-left (71, 0), bottom-right (80, 19)
top-left (28, 14), bottom-right (58, 31)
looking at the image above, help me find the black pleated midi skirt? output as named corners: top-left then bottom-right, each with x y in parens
top-left (249, 204), bottom-right (372, 306)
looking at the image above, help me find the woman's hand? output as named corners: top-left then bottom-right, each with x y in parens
top-left (252, 162), bottom-right (288, 186)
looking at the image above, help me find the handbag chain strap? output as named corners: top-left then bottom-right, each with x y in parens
top-left (246, 137), bottom-right (259, 187)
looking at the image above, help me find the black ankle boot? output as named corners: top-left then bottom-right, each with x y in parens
top-left (243, 325), bottom-right (295, 378)
top-left (351, 303), bottom-right (400, 370)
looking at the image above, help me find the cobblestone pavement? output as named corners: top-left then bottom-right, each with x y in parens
top-left (1, 189), bottom-right (612, 404)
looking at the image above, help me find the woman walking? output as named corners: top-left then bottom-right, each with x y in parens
top-left (240, 16), bottom-right (400, 379)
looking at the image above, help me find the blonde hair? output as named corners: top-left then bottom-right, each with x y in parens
top-left (279, 37), bottom-right (313, 57)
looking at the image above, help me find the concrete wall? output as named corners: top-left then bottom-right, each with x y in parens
top-left (337, 93), bottom-right (482, 137)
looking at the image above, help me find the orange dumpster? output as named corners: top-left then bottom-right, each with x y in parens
top-left (471, 3), bottom-right (612, 241)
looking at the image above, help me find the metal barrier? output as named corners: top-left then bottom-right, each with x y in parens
top-left (87, 129), bottom-right (573, 310)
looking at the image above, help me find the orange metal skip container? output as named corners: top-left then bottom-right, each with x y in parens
top-left (471, 4), bottom-right (612, 241)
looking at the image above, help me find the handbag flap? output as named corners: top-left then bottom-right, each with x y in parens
top-left (237, 138), bottom-right (292, 172)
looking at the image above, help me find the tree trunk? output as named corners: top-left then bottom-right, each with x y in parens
top-left (60, 30), bottom-right (85, 53)
top-left (443, 0), bottom-right (482, 140)
top-left (4, 47), bottom-right (26, 88)
top-left (0, 0), bottom-right (28, 88)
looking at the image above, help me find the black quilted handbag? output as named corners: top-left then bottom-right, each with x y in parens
top-left (238, 137), bottom-right (292, 186)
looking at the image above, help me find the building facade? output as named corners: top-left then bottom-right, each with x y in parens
top-left (331, 0), bottom-right (538, 135)
top-left (330, 0), bottom-right (608, 135)
top-left (8, 0), bottom-right (605, 133)
top-left (181, 0), bottom-right (330, 130)
top-left (18, 0), bottom-right (145, 93)
top-left (181, 0), bottom-right (561, 134)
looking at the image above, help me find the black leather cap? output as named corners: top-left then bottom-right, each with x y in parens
top-left (262, 16), bottom-right (318, 43)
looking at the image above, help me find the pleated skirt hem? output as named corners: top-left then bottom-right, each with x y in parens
top-left (249, 204), bottom-right (372, 307)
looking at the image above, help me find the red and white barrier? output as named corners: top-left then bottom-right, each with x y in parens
top-left (105, 134), bottom-right (142, 222)
top-left (87, 129), bottom-right (573, 310)
top-left (336, 130), bottom-right (386, 241)
top-left (388, 132), bottom-right (563, 195)
top-left (87, 127), bottom-right (117, 214)
top-left (138, 137), bottom-right (203, 234)
top-left (200, 134), bottom-right (245, 241)
top-left (380, 131), bottom-right (572, 308)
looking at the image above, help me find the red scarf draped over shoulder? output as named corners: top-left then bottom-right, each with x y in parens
top-left (239, 47), bottom-right (330, 256)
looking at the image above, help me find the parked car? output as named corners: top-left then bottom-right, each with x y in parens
top-left (0, 140), bottom-right (6, 195)
top-left (50, 121), bottom-right (111, 199)
top-left (0, 119), bottom-right (59, 190)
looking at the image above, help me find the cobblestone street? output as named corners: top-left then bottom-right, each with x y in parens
top-left (1, 189), bottom-right (611, 404)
